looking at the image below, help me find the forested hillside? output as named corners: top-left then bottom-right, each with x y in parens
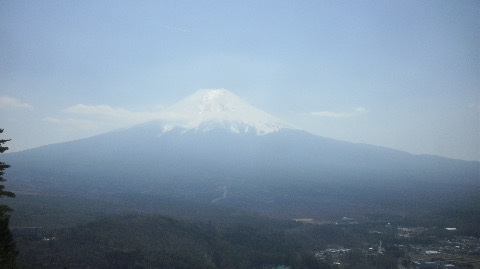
top-left (10, 192), bottom-right (480, 268)
top-left (15, 214), bottom-right (389, 269)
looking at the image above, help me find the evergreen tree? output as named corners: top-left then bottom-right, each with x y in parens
top-left (0, 129), bottom-right (17, 268)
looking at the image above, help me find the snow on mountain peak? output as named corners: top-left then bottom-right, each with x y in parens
top-left (160, 88), bottom-right (295, 135)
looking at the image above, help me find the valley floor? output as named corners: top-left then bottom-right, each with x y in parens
top-left (8, 193), bottom-right (480, 269)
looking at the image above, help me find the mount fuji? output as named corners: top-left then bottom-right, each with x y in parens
top-left (4, 89), bottom-right (479, 218)
top-left (157, 88), bottom-right (294, 135)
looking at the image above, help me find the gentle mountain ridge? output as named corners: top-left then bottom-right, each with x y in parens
top-left (3, 89), bottom-right (479, 217)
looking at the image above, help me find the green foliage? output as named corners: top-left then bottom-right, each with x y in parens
top-left (10, 188), bottom-right (480, 268)
top-left (0, 129), bottom-right (17, 268)
top-left (15, 210), bottom-right (435, 269)
top-left (15, 214), bottom-right (325, 269)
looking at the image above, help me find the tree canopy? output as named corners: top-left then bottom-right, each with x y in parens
top-left (0, 129), bottom-right (17, 268)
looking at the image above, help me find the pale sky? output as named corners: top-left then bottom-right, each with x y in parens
top-left (1, 0), bottom-right (479, 161)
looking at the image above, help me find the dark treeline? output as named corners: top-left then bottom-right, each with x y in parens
top-left (15, 214), bottom-right (320, 269)
top-left (14, 213), bottom-right (406, 269)
top-left (8, 190), bottom-right (480, 268)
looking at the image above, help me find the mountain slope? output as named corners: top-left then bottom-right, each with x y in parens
top-left (3, 89), bottom-right (479, 218)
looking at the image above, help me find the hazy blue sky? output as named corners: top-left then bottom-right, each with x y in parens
top-left (1, 0), bottom-right (479, 161)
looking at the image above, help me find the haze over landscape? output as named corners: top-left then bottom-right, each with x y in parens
top-left (1, 1), bottom-right (480, 268)
top-left (3, 82), bottom-right (480, 269)
top-left (1, 0), bottom-right (479, 161)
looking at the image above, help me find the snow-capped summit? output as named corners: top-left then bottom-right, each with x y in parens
top-left (160, 88), bottom-right (295, 135)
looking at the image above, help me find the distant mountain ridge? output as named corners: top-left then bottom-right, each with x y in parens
top-left (3, 89), bottom-right (479, 218)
